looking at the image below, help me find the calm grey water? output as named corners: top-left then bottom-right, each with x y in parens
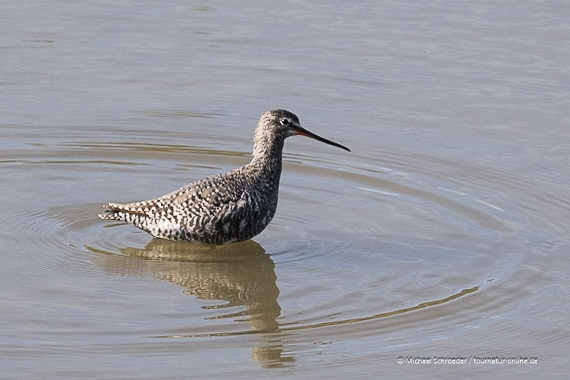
top-left (1, 0), bottom-right (569, 378)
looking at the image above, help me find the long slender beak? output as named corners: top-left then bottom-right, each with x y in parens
top-left (294, 125), bottom-right (351, 152)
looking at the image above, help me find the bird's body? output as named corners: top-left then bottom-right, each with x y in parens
top-left (100, 152), bottom-right (281, 245)
top-left (99, 109), bottom-right (350, 244)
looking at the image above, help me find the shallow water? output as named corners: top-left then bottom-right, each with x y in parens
top-left (1, 0), bottom-right (569, 378)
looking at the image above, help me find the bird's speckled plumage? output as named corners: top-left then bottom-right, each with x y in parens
top-left (98, 109), bottom-right (350, 244)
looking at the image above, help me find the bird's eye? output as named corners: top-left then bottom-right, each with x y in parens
top-left (280, 118), bottom-right (291, 126)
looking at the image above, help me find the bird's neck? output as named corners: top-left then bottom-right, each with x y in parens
top-left (248, 133), bottom-right (285, 182)
top-left (251, 129), bottom-right (285, 162)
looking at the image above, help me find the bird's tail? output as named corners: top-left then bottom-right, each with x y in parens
top-left (98, 203), bottom-right (146, 221)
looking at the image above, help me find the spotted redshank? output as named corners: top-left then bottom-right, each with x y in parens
top-left (98, 109), bottom-right (350, 244)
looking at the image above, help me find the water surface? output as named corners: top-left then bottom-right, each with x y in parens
top-left (1, 0), bottom-right (568, 378)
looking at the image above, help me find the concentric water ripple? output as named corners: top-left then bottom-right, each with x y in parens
top-left (2, 115), bottom-right (563, 375)
top-left (1, 135), bottom-right (536, 353)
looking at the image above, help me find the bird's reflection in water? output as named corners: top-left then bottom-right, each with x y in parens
top-left (90, 239), bottom-right (294, 368)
